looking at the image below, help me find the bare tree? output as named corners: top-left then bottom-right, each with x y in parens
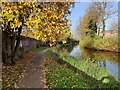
top-left (94, 1), bottom-right (117, 37)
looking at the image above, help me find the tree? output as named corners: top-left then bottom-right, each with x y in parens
top-left (94, 1), bottom-right (116, 37)
top-left (2, 2), bottom-right (37, 64)
top-left (2, 2), bottom-right (74, 65)
top-left (28, 2), bottom-right (74, 45)
top-left (78, 4), bottom-right (100, 38)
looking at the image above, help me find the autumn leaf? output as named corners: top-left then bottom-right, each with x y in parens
top-left (10, 23), bottom-right (15, 29)
top-left (62, 40), bottom-right (67, 44)
top-left (17, 22), bottom-right (22, 28)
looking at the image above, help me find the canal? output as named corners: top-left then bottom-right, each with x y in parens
top-left (70, 45), bottom-right (120, 78)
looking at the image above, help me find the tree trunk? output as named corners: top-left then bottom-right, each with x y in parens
top-left (11, 30), bottom-right (16, 58)
top-left (102, 19), bottom-right (106, 38)
top-left (2, 31), bottom-right (11, 64)
top-left (11, 26), bottom-right (22, 65)
top-left (6, 33), bottom-right (12, 63)
top-left (2, 31), bottom-right (7, 64)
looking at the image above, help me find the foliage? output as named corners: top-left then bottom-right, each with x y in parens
top-left (2, 2), bottom-right (39, 64)
top-left (27, 2), bottom-right (74, 45)
top-left (55, 37), bottom-right (79, 52)
top-left (2, 2), bottom-right (74, 44)
top-left (78, 4), bottom-right (100, 38)
top-left (78, 2), bottom-right (116, 38)
top-left (2, 2), bottom-right (74, 64)
top-left (80, 35), bottom-right (93, 49)
top-left (2, 2), bottom-right (34, 29)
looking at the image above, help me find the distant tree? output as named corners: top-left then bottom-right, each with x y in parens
top-left (78, 4), bottom-right (100, 38)
top-left (94, 1), bottom-right (117, 37)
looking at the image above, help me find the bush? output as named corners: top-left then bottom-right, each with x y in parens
top-left (80, 36), bottom-right (93, 49)
top-left (93, 36), bottom-right (106, 50)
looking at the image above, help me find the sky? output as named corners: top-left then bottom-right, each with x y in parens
top-left (69, 2), bottom-right (118, 39)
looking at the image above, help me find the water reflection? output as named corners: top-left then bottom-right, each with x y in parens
top-left (70, 45), bottom-right (120, 77)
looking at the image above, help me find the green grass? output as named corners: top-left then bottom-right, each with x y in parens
top-left (45, 57), bottom-right (89, 88)
top-left (52, 48), bottom-right (110, 80)
top-left (44, 50), bottom-right (120, 88)
top-left (61, 56), bottom-right (109, 81)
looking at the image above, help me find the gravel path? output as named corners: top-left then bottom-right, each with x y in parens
top-left (16, 49), bottom-right (48, 88)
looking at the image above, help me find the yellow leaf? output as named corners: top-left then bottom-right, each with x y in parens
top-left (14, 18), bottom-right (18, 23)
top-left (52, 21), bottom-right (55, 24)
top-left (26, 22), bottom-right (29, 26)
top-left (50, 43), bottom-right (53, 47)
top-left (62, 40), bottom-right (67, 44)
top-left (17, 22), bottom-right (22, 28)
top-left (9, 9), bottom-right (12, 13)
top-left (10, 23), bottom-right (15, 29)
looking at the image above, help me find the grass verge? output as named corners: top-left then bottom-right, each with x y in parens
top-left (44, 50), bottom-right (120, 89)
top-left (45, 56), bottom-right (89, 88)
top-left (80, 35), bottom-right (119, 52)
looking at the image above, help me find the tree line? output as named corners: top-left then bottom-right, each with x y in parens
top-left (78, 2), bottom-right (117, 38)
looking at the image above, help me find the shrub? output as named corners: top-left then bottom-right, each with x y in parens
top-left (93, 36), bottom-right (106, 50)
top-left (80, 36), bottom-right (93, 49)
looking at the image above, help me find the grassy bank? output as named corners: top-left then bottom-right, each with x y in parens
top-left (80, 35), bottom-right (119, 52)
top-left (45, 56), bottom-right (89, 88)
top-left (44, 50), bottom-right (120, 89)
top-left (2, 47), bottom-right (46, 89)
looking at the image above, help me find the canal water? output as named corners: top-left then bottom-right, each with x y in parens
top-left (70, 45), bottom-right (120, 78)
